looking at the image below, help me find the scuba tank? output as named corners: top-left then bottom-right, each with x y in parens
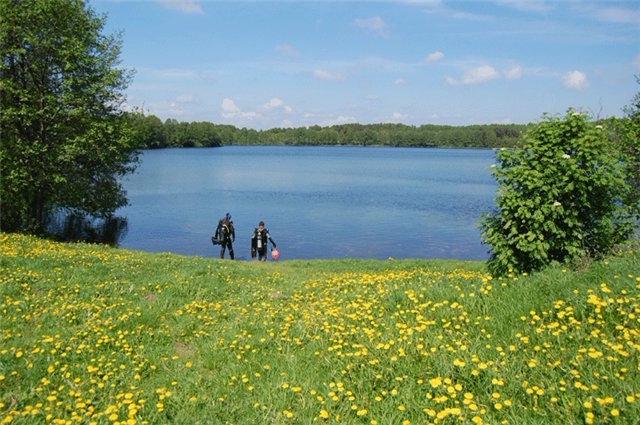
top-left (256, 229), bottom-right (263, 248)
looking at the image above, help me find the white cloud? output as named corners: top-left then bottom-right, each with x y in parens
top-left (276, 43), bottom-right (300, 57)
top-left (220, 98), bottom-right (260, 120)
top-left (313, 69), bottom-right (345, 81)
top-left (503, 65), bottom-right (522, 79)
top-left (447, 65), bottom-right (500, 85)
top-left (417, 1), bottom-right (492, 21)
top-left (264, 97), bottom-right (283, 109)
top-left (354, 16), bottom-right (388, 36)
top-left (495, 0), bottom-right (553, 13)
top-left (160, 0), bottom-right (203, 14)
top-left (589, 5), bottom-right (640, 24)
top-left (263, 97), bottom-right (293, 113)
top-left (403, 0), bottom-right (443, 5)
top-left (221, 98), bottom-right (240, 114)
top-left (175, 94), bottom-right (195, 103)
top-left (394, 78), bottom-right (407, 85)
top-left (563, 70), bottom-right (589, 90)
top-left (390, 111), bottom-right (408, 121)
top-left (324, 115), bottom-right (357, 126)
top-left (425, 50), bottom-right (445, 63)
top-left (220, 97), bottom-right (295, 127)
top-left (159, 69), bottom-right (197, 79)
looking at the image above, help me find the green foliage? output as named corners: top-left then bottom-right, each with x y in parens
top-left (130, 114), bottom-right (527, 149)
top-left (481, 110), bottom-right (638, 276)
top-left (0, 0), bottom-right (137, 234)
top-left (612, 75), bottom-right (640, 210)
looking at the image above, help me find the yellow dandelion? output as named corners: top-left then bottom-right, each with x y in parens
top-left (453, 358), bottom-right (466, 367)
top-left (596, 396), bottom-right (614, 406)
top-left (585, 412), bottom-right (594, 425)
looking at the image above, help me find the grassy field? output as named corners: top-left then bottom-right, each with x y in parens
top-left (1, 232), bottom-right (639, 424)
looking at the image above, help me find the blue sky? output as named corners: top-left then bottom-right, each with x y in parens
top-left (93, 0), bottom-right (640, 129)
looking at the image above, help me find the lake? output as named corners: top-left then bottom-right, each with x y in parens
top-left (117, 146), bottom-right (497, 260)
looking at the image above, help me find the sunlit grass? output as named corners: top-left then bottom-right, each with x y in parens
top-left (1, 232), bottom-right (638, 424)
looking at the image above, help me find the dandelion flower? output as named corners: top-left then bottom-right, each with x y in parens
top-left (453, 358), bottom-right (466, 367)
top-left (585, 412), bottom-right (595, 424)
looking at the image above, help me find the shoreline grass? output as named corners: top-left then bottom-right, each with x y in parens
top-left (1, 232), bottom-right (639, 424)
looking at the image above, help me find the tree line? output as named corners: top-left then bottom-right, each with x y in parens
top-left (129, 113), bottom-right (528, 149)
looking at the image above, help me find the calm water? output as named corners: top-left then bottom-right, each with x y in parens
top-left (117, 146), bottom-right (497, 260)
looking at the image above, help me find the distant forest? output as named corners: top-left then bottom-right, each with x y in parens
top-left (129, 113), bottom-right (530, 149)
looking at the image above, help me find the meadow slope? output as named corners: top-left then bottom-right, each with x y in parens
top-left (1, 233), bottom-right (639, 424)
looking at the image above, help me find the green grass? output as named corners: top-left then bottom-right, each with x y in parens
top-left (1, 232), bottom-right (639, 424)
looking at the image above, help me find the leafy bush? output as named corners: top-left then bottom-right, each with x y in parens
top-left (481, 110), bottom-right (637, 276)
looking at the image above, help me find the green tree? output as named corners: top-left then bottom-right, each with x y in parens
top-left (617, 75), bottom-right (640, 207)
top-left (129, 112), bottom-right (166, 149)
top-left (1, 0), bottom-right (137, 234)
top-left (480, 110), bottom-right (638, 277)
